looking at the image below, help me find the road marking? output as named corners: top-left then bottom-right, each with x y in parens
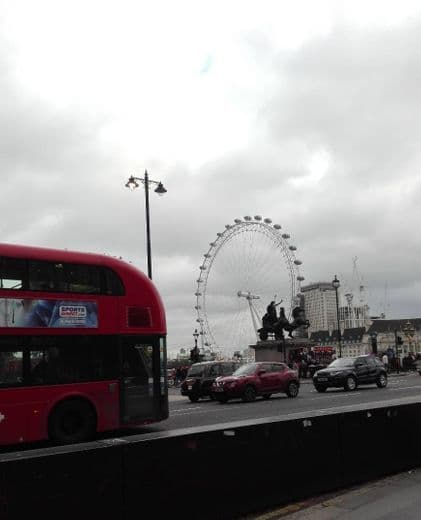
top-left (171, 407), bottom-right (202, 412)
top-left (169, 411), bottom-right (202, 416)
top-left (308, 393), bottom-right (362, 400)
top-left (388, 385), bottom-right (421, 391)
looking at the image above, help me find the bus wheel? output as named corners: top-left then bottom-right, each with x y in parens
top-left (49, 399), bottom-right (97, 444)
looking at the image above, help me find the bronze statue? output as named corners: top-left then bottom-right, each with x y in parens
top-left (258, 303), bottom-right (309, 341)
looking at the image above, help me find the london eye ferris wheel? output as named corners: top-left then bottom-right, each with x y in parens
top-left (194, 216), bottom-right (305, 355)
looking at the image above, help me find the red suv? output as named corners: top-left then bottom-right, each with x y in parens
top-left (212, 362), bottom-right (299, 403)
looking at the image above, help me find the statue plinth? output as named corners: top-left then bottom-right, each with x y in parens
top-left (250, 337), bottom-right (314, 363)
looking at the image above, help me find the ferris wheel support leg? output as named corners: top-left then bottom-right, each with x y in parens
top-left (248, 299), bottom-right (260, 341)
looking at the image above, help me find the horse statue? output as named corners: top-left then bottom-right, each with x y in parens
top-left (258, 304), bottom-right (309, 341)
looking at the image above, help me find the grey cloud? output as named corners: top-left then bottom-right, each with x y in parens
top-left (2, 15), bottom-right (421, 353)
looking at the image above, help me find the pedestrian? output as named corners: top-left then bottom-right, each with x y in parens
top-left (300, 357), bottom-right (308, 379)
top-left (382, 353), bottom-right (389, 373)
top-left (175, 367), bottom-right (181, 386)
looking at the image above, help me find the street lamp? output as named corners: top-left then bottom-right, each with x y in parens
top-left (332, 275), bottom-right (342, 358)
top-left (125, 170), bottom-right (167, 279)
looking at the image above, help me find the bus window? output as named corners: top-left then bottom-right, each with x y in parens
top-left (92, 340), bottom-right (119, 380)
top-left (65, 264), bottom-right (101, 294)
top-left (103, 267), bottom-right (125, 295)
top-left (28, 261), bottom-right (64, 291)
top-left (0, 257), bottom-right (27, 290)
top-left (0, 350), bottom-right (23, 386)
top-left (29, 338), bottom-right (119, 385)
top-left (30, 345), bottom-right (91, 384)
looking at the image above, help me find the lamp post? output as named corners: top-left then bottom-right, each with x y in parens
top-left (402, 320), bottom-right (415, 354)
top-left (193, 328), bottom-right (199, 349)
top-left (125, 170), bottom-right (167, 279)
top-left (332, 275), bottom-right (342, 358)
top-left (370, 331), bottom-right (378, 355)
top-left (191, 329), bottom-right (200, 363)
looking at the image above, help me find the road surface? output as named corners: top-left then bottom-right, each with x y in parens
top-left (156, 373), bottom-right (421, 432)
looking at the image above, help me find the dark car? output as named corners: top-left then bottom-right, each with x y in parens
top-left (313, 355), bottom-right (388, 392)
top-left (181, 361), bottom-right (238, 402)
top-left (212, 362), bottom-right (299, 403)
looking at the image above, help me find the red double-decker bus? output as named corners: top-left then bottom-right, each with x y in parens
top-left (0, 243), bottom-right (168, 445)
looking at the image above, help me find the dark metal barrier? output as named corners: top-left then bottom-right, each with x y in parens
top-left (0, 442), bottom-right (123, 520)
top-left (2, 396), bottom-right (421, 519)
top-left (339, 402), bottom-right (421, 486)
top-left (123, 414), bottom-right (342, 519)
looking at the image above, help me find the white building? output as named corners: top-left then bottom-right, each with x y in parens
top-left (301, 282), bottom-right (337, 334)
top-left (339, 304), bottom-right (370, 329)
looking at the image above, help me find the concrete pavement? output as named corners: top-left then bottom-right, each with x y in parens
top-left (252, 469), bottom-right (421, 519)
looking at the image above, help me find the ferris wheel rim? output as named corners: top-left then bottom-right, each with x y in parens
top-left (195, 217), bottom-right (305, 351)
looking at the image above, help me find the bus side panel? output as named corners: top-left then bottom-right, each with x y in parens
top-left (0, 390), bottom-right (30, 445)
top-left (0, 381), bottom-right (120, 445)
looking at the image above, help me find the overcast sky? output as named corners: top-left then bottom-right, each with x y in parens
top-left (1, 0), bottom-right (421, 353)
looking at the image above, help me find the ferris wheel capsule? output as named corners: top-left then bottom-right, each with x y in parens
top-left (254, 215), bottom-right (262, 221)
top-left (297, 276), bottom-right (305, 281)
top-left (209, 242), bottom-right (216, 247)
top-left (264, 218), bottom-right (272, 224)
top-left (204, 253), bottom-right (212, 258)
top-left (274, 224), bottom-right (282, 229)
top-left (289, 245), bottom-right (297, 251)
top-left (195, 292), bottom-right (202, 296)
top-left (294, 259), bottom-right (302, 265)
top-left (244, 216), bottom-right (252, 221)
top-left (234, 219), bottom-right (242, 224)
top-left (199, 265), bottom-right (207, 270)
top-left (282, 233), bottom-right (290, 239)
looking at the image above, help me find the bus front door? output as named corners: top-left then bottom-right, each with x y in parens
top-left (120, 340), bottom-right (155, 424)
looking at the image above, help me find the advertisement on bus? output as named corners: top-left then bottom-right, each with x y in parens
top-left (0, 298), bottom-right (98, 328)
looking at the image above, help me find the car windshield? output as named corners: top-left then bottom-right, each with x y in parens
top-left (187, 365), bottom-right (204, 377)
top-left (233, 363), bottom-right (259, 376)
top-left (328, 358), bottom-right (354, 368)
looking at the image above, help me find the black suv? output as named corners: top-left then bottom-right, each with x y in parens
top-left (181, 361), bottom-right (238, 402)
top-left (313, 355), bottom-right (387, 392)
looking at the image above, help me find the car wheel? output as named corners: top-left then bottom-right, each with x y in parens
top-left (49, 399), bottom-right (96, 444)
top-left (262, 393), bottom-right (272, 400)
top-left (315, 385), bottom-right (327, 393)
top-left (216, 395), bottom-right (229, 404)
top-left (376, 373), bottom-right (388, 388)
top-left (242, 385), bottom-right (257, 402)
top-left (189, 395), bottom-right (200, 402)
top-left (286, 381), bottom-right (299, 398)
top-left (344, 376), bottom-right (357, 391)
